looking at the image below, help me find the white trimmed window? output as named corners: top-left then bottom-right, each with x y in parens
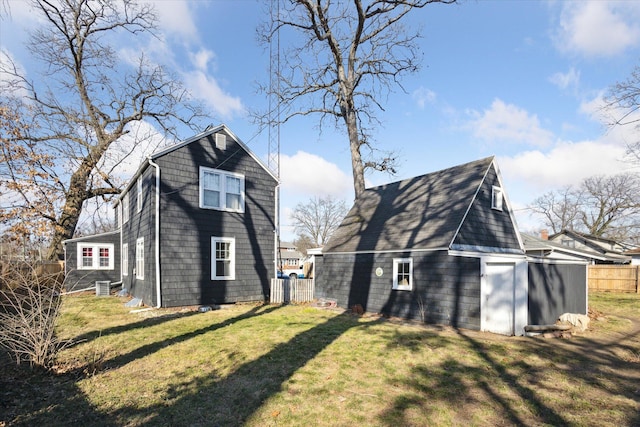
top-left (491, 186), bottom-right (503, 211)
top-left (122, 192), bottom-right (130, 223)
top-left (211, 237), bottom-right (235, 280)
top-left (122, 243), bottom-right (129, 276)
top-left (135, 238), bottom-right (144, 280)
top-left (77, 243), bottom-right (114, 270)
top-left (200, 167), bottom-right (245, 212)
top-left (136, 177), bottom-right (143, 213)
top-left (392, 258), bottom-right (413, 291)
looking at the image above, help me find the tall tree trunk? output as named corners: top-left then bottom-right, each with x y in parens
top-left (343, 105), bottom-right (365, 198)
top-left (46, 167), bottom-right (91, 260)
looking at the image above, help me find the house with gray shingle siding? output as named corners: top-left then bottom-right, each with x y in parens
top-left (315, 157), bottom-right (530, 335)
top-left (64, 125), bottom-right (278, 307)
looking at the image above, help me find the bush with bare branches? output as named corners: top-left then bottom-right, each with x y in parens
top-left (0, 262), bottom-right (68, 369)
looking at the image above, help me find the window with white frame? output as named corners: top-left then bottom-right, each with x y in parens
top-left (122, 243), bottom-right (128, 276)
top-left (77, 243), bottom-right (114, 270)
top-left (211, 237), bottom-right (235, 280)
top-left (491, 186), bottom-right (503, 211)
top-left (200, 167), bottom-right (245, 212)
top-left (392, 258), bottom-right (413, 291)
top-left (135, 238), bottom-right (144, 280)
top-left (137, 177), bottom-right (143, 213)
top-left (122, 192), bottom-right (130, 223)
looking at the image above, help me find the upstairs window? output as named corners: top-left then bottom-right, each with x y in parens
top-left (77, 243), bottom-right (114, 270)
top-left (392, 258), bottom-right (413, 291)
top-left (491, 186), bottom-right (503, 211)
top-left (137, 177), bottom-right (143, 213)
top-left (200, 167), bottom-right (245, 212)
top-left (122, 192), bottom-right (130, 223)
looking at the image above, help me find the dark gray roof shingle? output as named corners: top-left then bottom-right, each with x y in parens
top-left (324, 157), bottom-right (495, 253)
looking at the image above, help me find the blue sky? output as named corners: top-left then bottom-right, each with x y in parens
top-left (2, 0), bottom-right (640, 242)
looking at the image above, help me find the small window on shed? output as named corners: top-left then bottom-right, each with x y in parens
top-left (491, 186), bottom-right (503, 211)
top-left (215, 133), bottom-right (227, 150)
top-left (392, 258), bottom-right (413, 291)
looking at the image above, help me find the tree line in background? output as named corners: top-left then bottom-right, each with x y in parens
top-left (529, 62), bottom-right (640, 244)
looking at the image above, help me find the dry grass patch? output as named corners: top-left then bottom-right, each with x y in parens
top-left (1, 292), bottom-right (639, 426)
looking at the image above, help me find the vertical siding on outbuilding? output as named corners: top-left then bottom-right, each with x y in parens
top-left (527, 261), bottom-right (588, 325)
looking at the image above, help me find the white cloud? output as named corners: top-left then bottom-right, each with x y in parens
top-left (182, 70), bottom-right (244, 119)
top-left (189, 49), bottom-right (216, 72)
top-left (279, 151), bottom-right (352, 199)
top-left (149, 0), bottom-right (199, 41)
top-left (469, 99), bottom-right (554, 147)
top-left (555, 2), bottom-right (640, 57)
top-left (499, 139), bottom-right (628, 192)
top-left (99, 121), bottom-right (171, 184)
top-left (412, 87), bottom-right (436, 109)
top-left (549, 67), bottom-right (580, 91)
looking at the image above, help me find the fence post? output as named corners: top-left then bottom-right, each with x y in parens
top-left (637, 266), bottom-right (639, 294)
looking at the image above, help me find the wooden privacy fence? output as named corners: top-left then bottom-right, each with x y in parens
top-left (270, 279), bottom-right (315, 304)
top-left (588, 265), bottom-right (640, 293)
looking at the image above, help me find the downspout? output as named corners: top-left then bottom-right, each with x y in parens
top-left (148, 157), bottom-right (162, 308)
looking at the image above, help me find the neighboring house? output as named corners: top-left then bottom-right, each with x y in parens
top-left (521, 233), bottom-right (588, 325)
top-left (278, 241), bottom-right (306, 278)
top-left (278, 241), bottom-right (305, 268)
top-left (625, 248), bottom-right (640, 266)
top-left (64, 125), bottom-right (279, 307)
top-left (548, 230), bottom-right (631, 264)
top-left (64, 230), bottom-right (121, 289)
top-left (315, 157), bottom-right (530, 335)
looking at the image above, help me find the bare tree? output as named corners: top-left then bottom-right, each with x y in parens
top-left (257, 0), bottom-right (456, 198)
top-left (293, 234), bottom-right (316, 255)
top-left (529, 173), bottom-right (640, 242)
top-left (580, 174), bottom-right (640, 240)
top-left (0, 0), bottom-right (203, 260)
top-left (604, 63), bottom-right (640, 166)
top-left (529, 185), bottom-right (582, 234)
top-left (291, 196), bottom-right (348, 246)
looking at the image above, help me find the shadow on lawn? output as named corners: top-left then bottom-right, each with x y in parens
top-left (2, 304), bottom-right (282, 426)
top-left (379, 326), bottom-right (640, 426)
top-left (67, 310), bottom-right (200, 349)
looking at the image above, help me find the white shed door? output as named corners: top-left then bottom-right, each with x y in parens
top-left (482, 263), bottom-right (515, 335)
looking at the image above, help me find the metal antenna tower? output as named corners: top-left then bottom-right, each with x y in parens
top-left (268, 0), bottom-right (281, 179)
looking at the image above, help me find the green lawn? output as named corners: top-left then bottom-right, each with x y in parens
top-left (2, 292), bottom-right (639, 426)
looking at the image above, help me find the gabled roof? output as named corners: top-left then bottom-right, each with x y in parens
top-left (521, 233), bottom-right (618, 263)
top-left (116, 124), bottom-right (277, 201)
top-left (324, 157), bottom-right (520, 253)
top-left (549, 229), bottom-right (633, 255)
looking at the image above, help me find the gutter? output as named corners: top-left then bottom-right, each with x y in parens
top-left (148, 157), bottom-right (162, 308)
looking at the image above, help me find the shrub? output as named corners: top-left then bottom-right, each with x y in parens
top-left (0, 262), bottom-right (68, 369)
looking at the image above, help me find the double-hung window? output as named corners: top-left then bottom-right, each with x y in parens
top-left (135, 238), bottom-right (144, 280)
top-left (211, 237), bottom-right (235, 280)
top-left (200, 167), bottom-right (245, 212)
top-left (77, 244), bottom-right (114, 270)
top-left (392, 258), bottom-right (413, 291)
